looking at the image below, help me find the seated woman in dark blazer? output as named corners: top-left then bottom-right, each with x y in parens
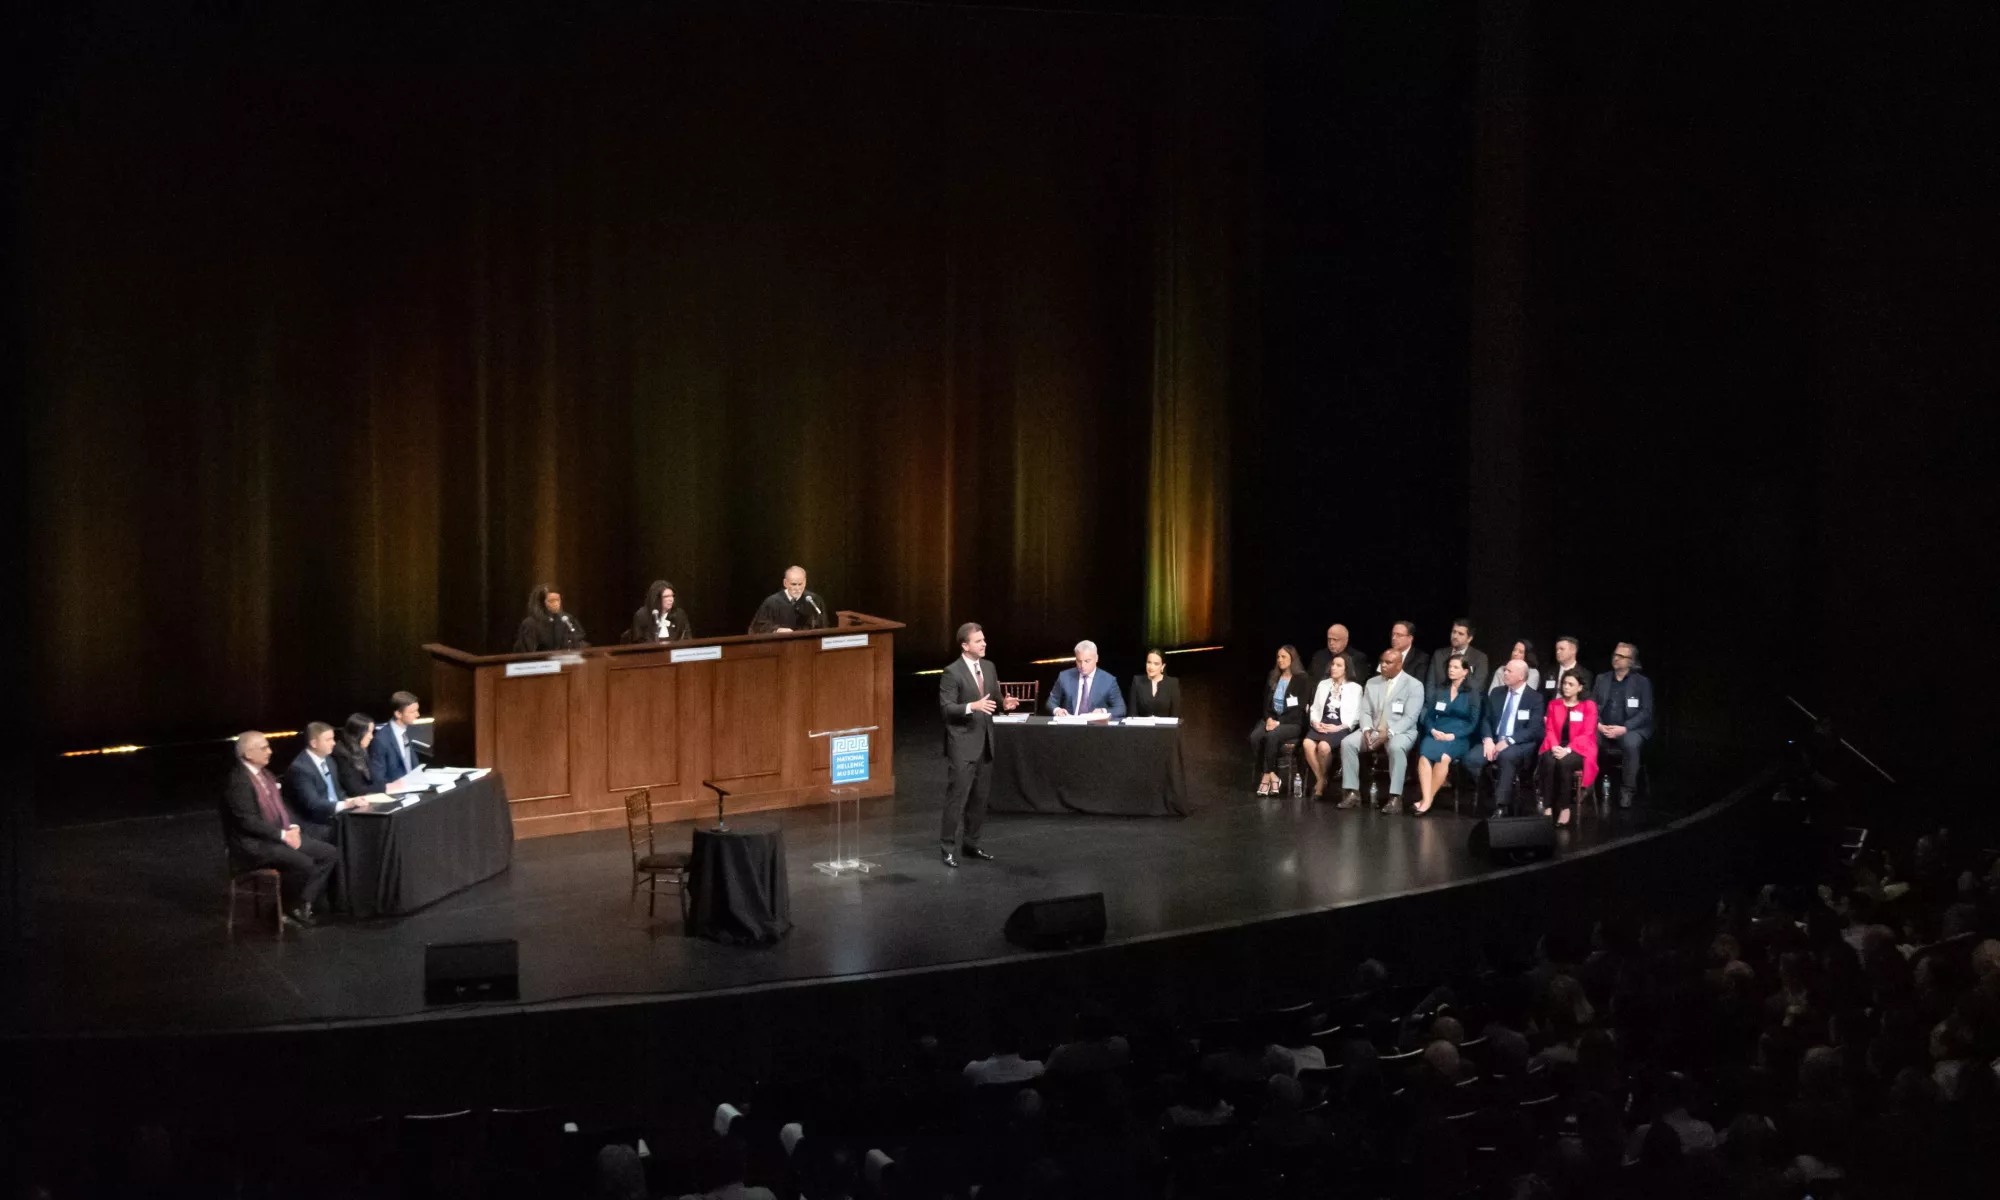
top-left (1129, 648), bottom-right (1182, 718)
top-left (1250, 644), bottom-right (1309, 795)
top-left (629, 579), bottom-right (695, 644)
top-left (331, 712), bottom-right (378, 798)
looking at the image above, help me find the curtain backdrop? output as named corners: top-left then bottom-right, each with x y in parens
top-left (26, 2), bottom-right (1251, 746)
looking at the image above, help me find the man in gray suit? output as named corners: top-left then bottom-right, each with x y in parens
top-left (1339, 648), bottom-right (1427, 811)
top-left (1427, 618), bottom-right (1490, 696)
top-left (937, 621), bottom-right (1020, 868)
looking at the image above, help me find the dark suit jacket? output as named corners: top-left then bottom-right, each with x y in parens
top-left (1393, 646), bottom-right (1431, 684)
top-left (939, 656), bottom-right (1004, 762)
top-left (220, 765), bottom-right (294, 861)
top-left (1476, 684), bottom-right (1546, 747)
top-left (630, 605), bottom-right (694, 644)
top-left (1129, 675), bottom-right (1182, 718)
top-left (283, 750), bottom-right (347, 827)
top-left (514, 612), bottom-right (586, 653)
top-left (1261, 673), bottom-right (1311, 730)
top-left (1428, 646), bottom-right (1488, 694)
top-left (369, 722), bottom-right (419, 782)
top-left (1047, 668), bottom-right (1127, 718)
top-left (332, 750), bottom-right (374, 797)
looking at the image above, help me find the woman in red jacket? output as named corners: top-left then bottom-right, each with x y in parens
top-left (1539, 669), bottom-right (1598, 827)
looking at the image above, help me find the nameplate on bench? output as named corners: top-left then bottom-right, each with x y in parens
top-left (505, 660), bottom-right (562, 678)
top-left (670, 645), bottom-right (722, 663)
top-left (820, 633), bottom-right (869, 650)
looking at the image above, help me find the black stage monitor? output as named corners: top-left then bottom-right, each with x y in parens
top-left (1004, 893), bottom-right (1107, 951)
top-left (1468, 816), bottom-right (1557, 865)
top-left (425, 938), bottom-right (520, 1005)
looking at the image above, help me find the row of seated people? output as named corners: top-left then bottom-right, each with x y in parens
top-left (1033, 642), bottom-right (1183, 719)
top-left (1248, 618), bottom-right (1654, 821)
top-left (511, 565), bottom-right (838, 653)
top-left (217, 690), bottom-right (429, 928)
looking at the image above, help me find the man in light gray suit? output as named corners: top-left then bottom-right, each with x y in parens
top-left (1339, 648), bottom-right (1428, 811)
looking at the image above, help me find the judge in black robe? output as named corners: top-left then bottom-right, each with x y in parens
top-left (513, 582), bottom-right (587, 653)
top-left (749, 566), bottom-right (832, 635)
top-left (629, 579), bottom-right (695, 643)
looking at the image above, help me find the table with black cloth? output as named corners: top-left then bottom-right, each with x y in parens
top-left (687, 823), bottom-right (793, 945)
top-left (335, 771), bottom-right (515, 918)
top-left (988, 718), bottom-right (1190, 817)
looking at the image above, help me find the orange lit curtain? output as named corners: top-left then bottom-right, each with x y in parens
top-left (24, 4), bottom-right (1252, 746)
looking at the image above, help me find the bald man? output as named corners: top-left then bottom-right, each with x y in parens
top-left (220, 731), bottom-right (339, 926)
top-left (749, 565), bottom-right (833, 635)
top-left (1307, 624), bottom-right (1366, 688)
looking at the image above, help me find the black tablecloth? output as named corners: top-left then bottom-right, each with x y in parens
top-left (336, 771), bottom-right (515, 918)
top-left (687, 824), bottom-right (793, 945)
top-left (989, 718), bottom-right (1190, 817)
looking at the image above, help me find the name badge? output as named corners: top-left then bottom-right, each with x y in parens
top-left (1568, 709), bottom-right (1583, 723)
top-left (1285, 695), bottom-right (1298, 708)
top-left (1627, 696), bottom-right (1640, 710)
top-left (1434, 701), bottom-right (1446, 711)
top-left (1516, 710), bottom-right (1532, 723)
top-left (1391, 701), bottom-right (1405, 716)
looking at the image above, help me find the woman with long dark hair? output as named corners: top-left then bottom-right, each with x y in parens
top-left (629, 579), bottom-right (694, 643)
top-left (330, 712), bottom-right (376, 797)
top-left (1250, 644), bottom-right (1308, 795)
top-left (513, 583), bottom-right (586, 653)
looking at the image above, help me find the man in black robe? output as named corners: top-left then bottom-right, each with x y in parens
top-left (749, 565), bottom-right (832, 634)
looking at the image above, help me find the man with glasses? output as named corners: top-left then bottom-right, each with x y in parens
top-left (1593, 643), bottom-right (1654, 808)
top-left (1308, 623), bottom-right (1366, 689)
top-left (1386, 620), bottom-right (1429, 686)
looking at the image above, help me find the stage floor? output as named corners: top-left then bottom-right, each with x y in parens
top-left (7, 692), bottom-right (1681, 1038)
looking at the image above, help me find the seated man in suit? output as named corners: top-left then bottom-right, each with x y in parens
top-left (1339, 649), bottom-right (1426, 811)
top-left (369, 690), bottom-right (424, 784)
top-left (283, 721), bottom-right (363, 840)
top-left (1473, 660), bottom-right (1546, 814)
top-left (1308, 623), bottom-right (1366, 688)
top-left (1592, 642), bottom-right (1654, 808)
top-left (1428, 618), bottom-right (1489, 695)
top-left (1048, 640), bottom-right (1127, 719)
top-left (222, 730), bottom-right (339, 927)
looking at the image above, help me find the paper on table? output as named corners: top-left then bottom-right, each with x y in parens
top-left (992, 714), bottom-right (1031, 723)
top-left (1051, 713), bottom-right (1109, 724)
top-left (1121, 716), bottom-right (1180, 726)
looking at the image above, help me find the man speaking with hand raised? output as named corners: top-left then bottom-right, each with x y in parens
top-left (937, 622), bottom-right (1018, 869)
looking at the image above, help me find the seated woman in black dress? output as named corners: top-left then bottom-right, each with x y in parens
top-left (1302, 653), bottom-right (1362, 799)
top-left (331, 712), bottom-right (377, 797)
top-left (513, 583), bottom-right (587, 653)
top-left (1250, 644), bottom-right (1309, 795)
top-left (1129, 649), bottom-right (1182, 718)
top-left (629, 579), bottom-right (695, 643)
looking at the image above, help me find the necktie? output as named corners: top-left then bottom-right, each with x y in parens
top-left (320, 758), bottom-right (336, 804)
top-left (1500, 690), bottom-right (1518, 740)
top-left (972, 660), bottom-right (983, 694)
top-left (1078, 673), bottom-right (1090, 712)
top-left (251, 770), bottom-right (287, 828)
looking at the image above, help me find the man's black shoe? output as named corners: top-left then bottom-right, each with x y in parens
top-left (964, 847), bottom-right (995, 862)
top-left (286, 906), bottom-right (318, 928)
top-left (942, 850), bottom-right (960, 869)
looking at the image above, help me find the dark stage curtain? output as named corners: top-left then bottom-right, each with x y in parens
top-left (24, 3), bottom-right (1252, 747)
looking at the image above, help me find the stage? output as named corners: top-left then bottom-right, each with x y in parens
top-left (5, 679), bottom-right (1709, 1039)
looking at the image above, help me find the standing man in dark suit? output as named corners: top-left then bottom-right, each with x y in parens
top-left (1473, 661), bottom-right (1546, 814)
top-left (1388, 621), bottom-right (1430, 686)
top-left (1427, 618), bottom-right (1488, 695)
top-left (283, 721), bottom-right (361, 841)
top-left (938, 622), bottom-right (1019, 868)
top-left (369, 690), bottom-right (424, 784)
top-left (222, 730), bottom-right (338, 927)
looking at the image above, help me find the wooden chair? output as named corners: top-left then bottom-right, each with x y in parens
top-left (623, 788), bottom-right (691, 920)
top-left (226, 849), bottom-right (284, 941)
top-left (1000, 681), bottom-right (1039, 706)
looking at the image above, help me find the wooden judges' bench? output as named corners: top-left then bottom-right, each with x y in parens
top-left (426, 612), bottom-right (901, 838)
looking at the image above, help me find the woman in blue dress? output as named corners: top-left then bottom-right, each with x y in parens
top-left (1415, 653), bottom-right (1482, 815)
